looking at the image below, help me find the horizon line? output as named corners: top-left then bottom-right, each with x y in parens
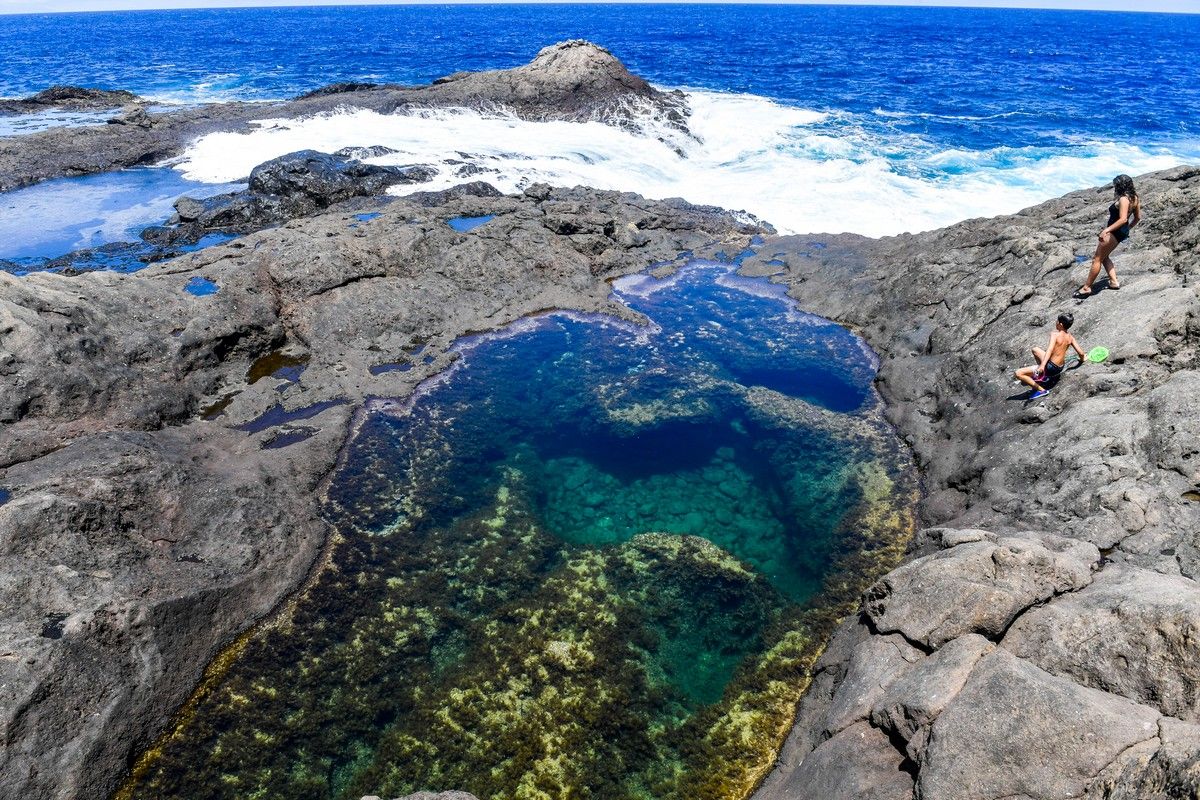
top-left (3, 2), bottom-right (1198, 17)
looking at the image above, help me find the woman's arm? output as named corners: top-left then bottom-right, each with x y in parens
top-left (1103, 196), bottom-right (1131, 234)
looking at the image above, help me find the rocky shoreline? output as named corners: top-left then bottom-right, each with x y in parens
top-left (751, 165), bottom-right (1200, 798)
top-left (2, 40), bottom-right (1198, 800)
top-left (0, 39), bottom-right (688, 193)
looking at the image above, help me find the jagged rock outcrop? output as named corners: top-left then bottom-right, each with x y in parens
top-left (0, 85), bottom-right (140, 113)
top-left (141, 149), bottom-right (436, 244)
top-left (753, 166), bottom-right (1200, 799)
top-left (0, 182), bottom-right (763, 800)
top-left (0, 41), bottom-right (689, 192)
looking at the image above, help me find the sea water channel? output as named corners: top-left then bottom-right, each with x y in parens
top-left (121, 259), bottom-right (917, 800)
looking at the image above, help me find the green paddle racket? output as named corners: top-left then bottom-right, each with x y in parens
top-left (1086, 346), bottom-right (1109, 363)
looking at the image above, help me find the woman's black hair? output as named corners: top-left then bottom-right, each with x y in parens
top-left (1113, 174), bottom-right (1137, 199)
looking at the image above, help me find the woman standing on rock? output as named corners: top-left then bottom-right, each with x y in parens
top-left (1075, 174), bottom-right (1142, 298)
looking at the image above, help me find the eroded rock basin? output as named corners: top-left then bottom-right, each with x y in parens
top-left (119, 263), bottom-right (917, 799)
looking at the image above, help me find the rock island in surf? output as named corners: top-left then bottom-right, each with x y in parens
top-left (1, 39), bottom-right (1199, 800)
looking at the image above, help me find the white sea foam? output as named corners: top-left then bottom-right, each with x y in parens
top-left (176, 89), bottom-right (1197, 237)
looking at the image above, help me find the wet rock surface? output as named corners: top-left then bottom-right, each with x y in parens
top-left (0, 182), bottom-right (762, 800)
top-left (0, 40), bottom-right (688, 192)
top-left (753, 165), bottom-right (1200, 799)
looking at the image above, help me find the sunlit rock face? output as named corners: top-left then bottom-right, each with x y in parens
top-left (121, 262), bottom-right (916, 800)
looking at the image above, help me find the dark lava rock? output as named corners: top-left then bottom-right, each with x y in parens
top-left (145, 150), bottom-right (437, 244)
top-left (0, 85), bottom-right (140, 114)
top-left (294, 81), bottom-right (387, 99)
top-left (247, 149), bottom-right (435, 200)
top-left (105, 105), bottom-right (156, 129)
top-left (334, 145), bottom-right (399, 160)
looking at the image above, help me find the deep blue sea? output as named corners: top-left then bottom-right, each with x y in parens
top-left (2, 5), bottom-right (1199, 248)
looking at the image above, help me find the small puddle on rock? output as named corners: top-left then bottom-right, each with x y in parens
top-left (368, 342), bottom-right (427, 375)
top-left (368, 362), bottom-right (413, 375)
top-left (263, 427), bottom-right (319, 449)
top-left (199, 392), bottom-right (240, 420)
top-left (184, 277), bottom-right (219, 296)
top-left (237, 398), bottom-right (348, 433)
top-left (41, 613), bottom-right (68, 640)
top-left (247, 350), bottom-right (309, 385)
top-left (447, 214), bottom-right (494, 232)
top-left (1183, 490), bottom-right (1200, 502)
top-left (125, 262), bottom-right (918, 800)
top-left (0, 487), bottom-right (10, 506)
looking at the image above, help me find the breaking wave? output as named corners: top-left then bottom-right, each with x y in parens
top-left (171, 88), bottom-right (1195, 237)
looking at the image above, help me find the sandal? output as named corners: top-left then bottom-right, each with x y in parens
top-left (1073, 287), bottom-right (1093, 299)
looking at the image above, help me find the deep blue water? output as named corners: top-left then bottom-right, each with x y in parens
top-left (332, 262), bottom-right (879, 602)
top-left (2, 5), bottom-right (1198, 152)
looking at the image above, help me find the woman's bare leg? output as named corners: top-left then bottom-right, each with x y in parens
top-left (1103, 255), bottom-right (1119, 288)
top-left (1080, 236), bottom-right (1119, 294)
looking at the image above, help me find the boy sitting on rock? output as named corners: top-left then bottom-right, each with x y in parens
top-left (1015, 313), bottom-right (1085, 399)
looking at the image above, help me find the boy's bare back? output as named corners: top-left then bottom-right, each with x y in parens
top-left (1048, 330), bottom-right (1077, 366)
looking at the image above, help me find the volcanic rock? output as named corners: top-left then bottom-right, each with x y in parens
top-left (143, 149), bottom-right (437, 243)
top-left (0, 85), bottom-right (140, 114)
top-left (0, 41), bottom-right (689, 192)
top-left (0, 183), bottom-right (764, 800)
top-left (753, 166), bottom-right (1200, 800)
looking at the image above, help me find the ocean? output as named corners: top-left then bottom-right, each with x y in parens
top-left (2, 4), bottom-right (1198, 243)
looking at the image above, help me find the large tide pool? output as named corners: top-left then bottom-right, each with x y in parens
top-left (121, 261), bottom-right (917, 800)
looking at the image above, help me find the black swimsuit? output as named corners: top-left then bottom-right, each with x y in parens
top-left (1108, 201), bottom-right (1132, 243)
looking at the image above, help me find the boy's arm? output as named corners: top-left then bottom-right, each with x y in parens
top-left (1071, 335), bottom-right (1086, 360)
top-left (1039, 332), bottom-right (1055, 371)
